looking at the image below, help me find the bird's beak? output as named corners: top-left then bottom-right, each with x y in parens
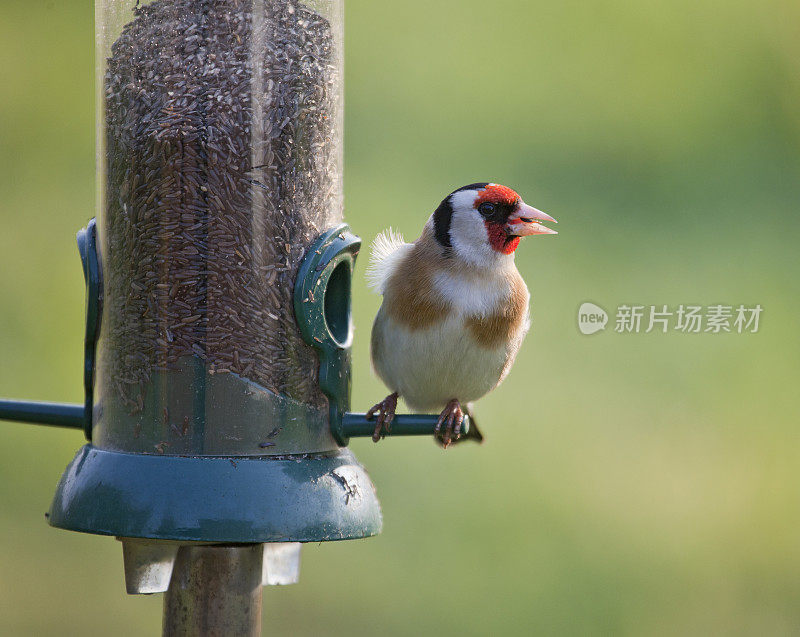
top-left (506, 202), bottom-right (558, 236)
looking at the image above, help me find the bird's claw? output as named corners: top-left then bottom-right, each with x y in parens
top-left (435, 399), bottom-right (464, 449)
top-left (366, 392), bottom-right (398, 442)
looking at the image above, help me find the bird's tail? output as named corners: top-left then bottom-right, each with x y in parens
top-left (366, 228), bottom-right (410, 294)
top-left (462, 407), bottom-right (484, 443)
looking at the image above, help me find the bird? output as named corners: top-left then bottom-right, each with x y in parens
top-left (366, 182), bottom-right (557, 448)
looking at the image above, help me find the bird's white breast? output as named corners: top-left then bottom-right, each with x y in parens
top-left (371, 271), bottom-right (529, 412)
top-left (432, 269), bottom-right (513, 318)
top-left (372, 313), bottom-right (509, 411)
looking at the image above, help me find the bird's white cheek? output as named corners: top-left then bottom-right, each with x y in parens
top-left (448, 210), bottom-right (500, 268)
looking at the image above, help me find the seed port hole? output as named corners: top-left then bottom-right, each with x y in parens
top-left (323, 261), bottom-right (351, 347)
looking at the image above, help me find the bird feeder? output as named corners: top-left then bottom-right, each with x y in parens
top-left (0, 0), bottom-right (469, 632)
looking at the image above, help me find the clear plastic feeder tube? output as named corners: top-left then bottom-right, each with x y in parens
top-left (94, 0), bottom-right (344, 455)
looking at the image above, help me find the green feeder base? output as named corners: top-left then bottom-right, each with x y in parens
top-left (48, 445), bottom-right (382, 543)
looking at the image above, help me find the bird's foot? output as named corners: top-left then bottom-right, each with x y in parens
top-left (435, 399), bottom-right (464, 449)
top-left (366, 392), bottom-right (399, 442)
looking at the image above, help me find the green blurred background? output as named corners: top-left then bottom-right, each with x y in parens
top-left (1, 0), bottom-right (799, 634)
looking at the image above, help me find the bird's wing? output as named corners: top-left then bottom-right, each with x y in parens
top-left (366, 228), bottom-right (413, 294)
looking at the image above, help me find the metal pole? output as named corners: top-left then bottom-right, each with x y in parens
top-left (163, 544), bottom-right (263, 637)
top-left (341, 412), bottom-right (471, 437)
top-left (0, 399), bottom-right (85, 429)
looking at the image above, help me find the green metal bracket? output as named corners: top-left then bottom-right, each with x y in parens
top-left (76, 218), bottom-right (101, 438)
top-left (0, 219), bottom-right (98, 435)
top-left (294, 224), bottom-right (360, 445)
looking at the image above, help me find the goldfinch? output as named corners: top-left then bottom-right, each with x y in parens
top-left (366, 183), bottom-right (557, 447)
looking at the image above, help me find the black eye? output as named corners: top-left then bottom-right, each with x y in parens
top-left (478, 202), bottom-right (495, 217)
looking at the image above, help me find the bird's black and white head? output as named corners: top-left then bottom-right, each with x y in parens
top-left (431, 183), bottom-right (557, 268)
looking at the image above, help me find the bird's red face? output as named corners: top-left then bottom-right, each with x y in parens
top-left (471, 184), bottom-right (557, 254)
top-left (433, 182), bottom-right (557, 265)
